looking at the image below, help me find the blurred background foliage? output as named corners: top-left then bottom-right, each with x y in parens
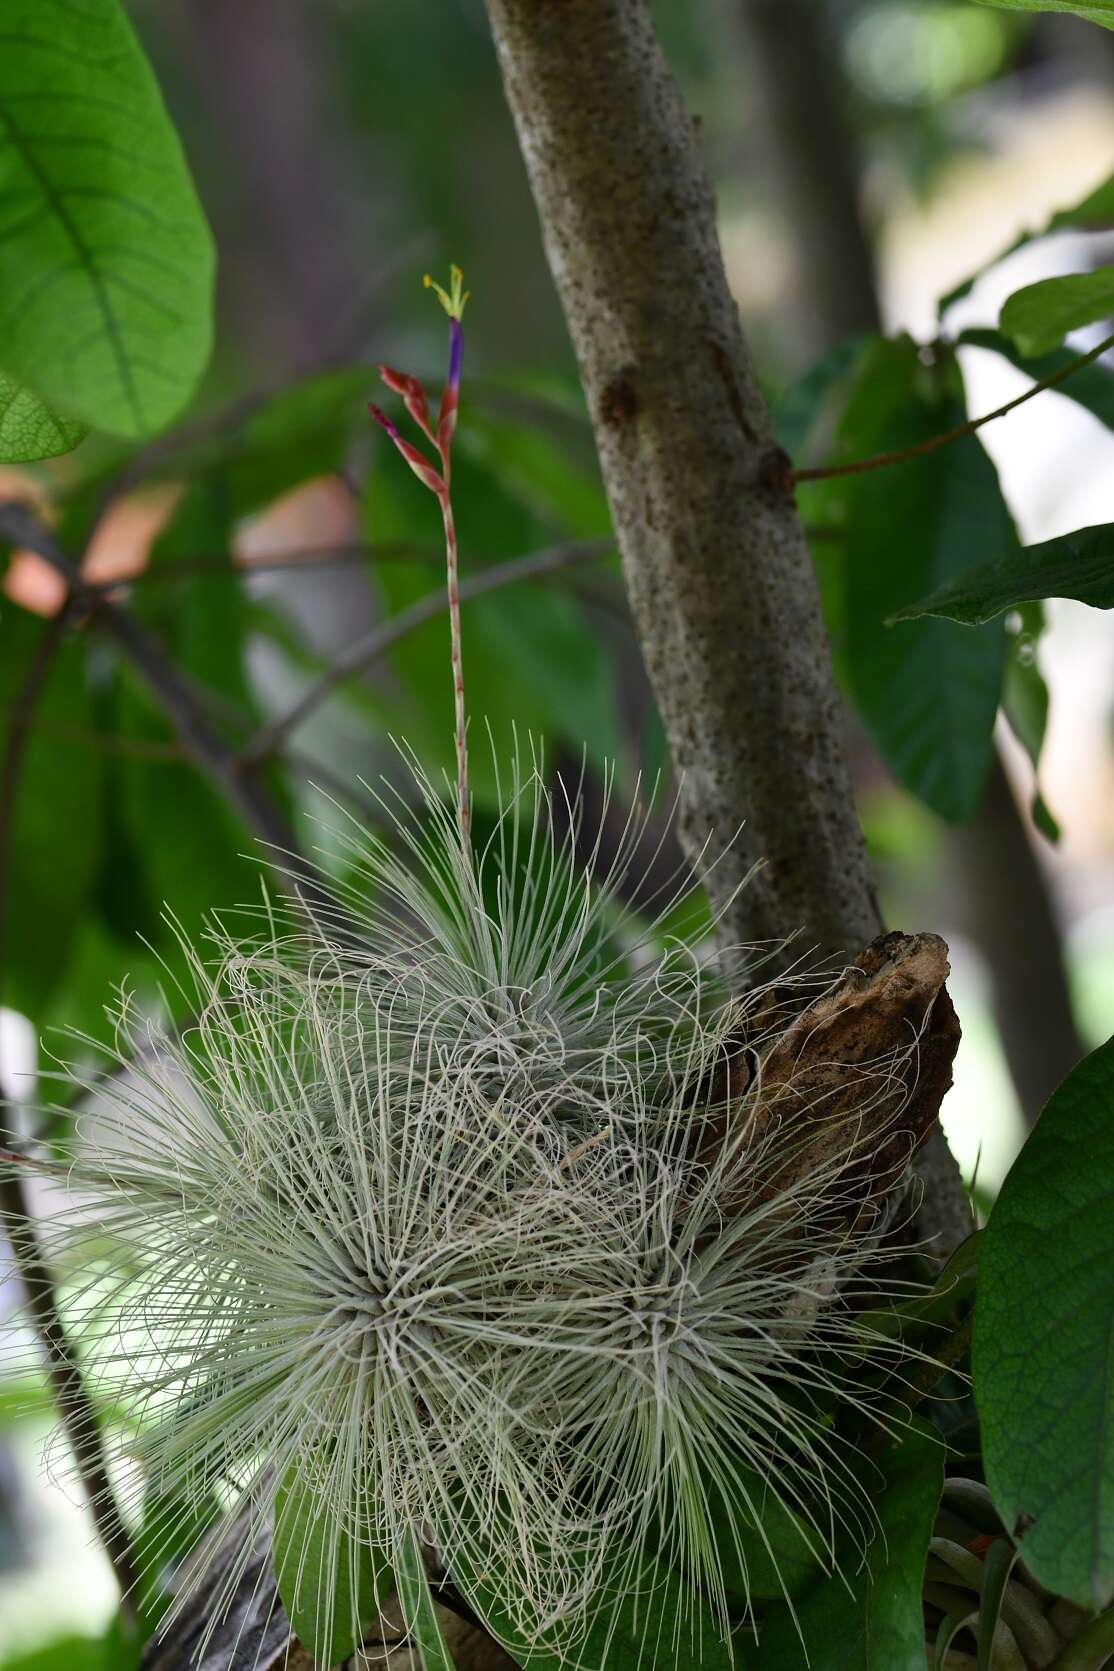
top-left (0, 0), bottom-right (1113, 1659)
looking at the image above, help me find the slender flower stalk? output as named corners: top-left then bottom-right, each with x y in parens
top-left (371, 265), bottom-right (471, 846)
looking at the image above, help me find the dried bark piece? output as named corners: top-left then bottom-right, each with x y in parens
top-left (702, 931), bottom-right (961, 1230)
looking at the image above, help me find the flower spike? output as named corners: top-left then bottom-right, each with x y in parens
top-left (370, 268), bottom-right (471, 842)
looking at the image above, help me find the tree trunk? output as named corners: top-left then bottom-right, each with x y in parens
top-left (480, 0), bottom-right (970, 1254)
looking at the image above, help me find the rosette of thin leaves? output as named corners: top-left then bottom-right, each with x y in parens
top-left (3, 756), bottom-right (935, 1669)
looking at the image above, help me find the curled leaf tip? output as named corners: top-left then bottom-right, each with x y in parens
top-left (424, 264), bottom-right (469, 321)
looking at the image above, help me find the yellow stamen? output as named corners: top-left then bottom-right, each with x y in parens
top-left (423, 265), bottom-right (469, 321)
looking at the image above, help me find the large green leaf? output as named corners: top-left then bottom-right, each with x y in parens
top-left (694, 1474), bottom-right (822, 1605)
top-left (1000, 265), bottom-right (1114, 358)
top-left (759, 1424), bottom-right (943, 1670)
top-left (839, 338), bottom-right (1008, 821)
top-left (774, 335), bottom-right (872, 464)
top-left (778, 335), bottom-right (893, 687)
top-left (0, 0), bottom-right (214, 438)
top-left (0, 603), bottom-right (104, 1021)
top-left (973, 1034), bottom-right (1114, 1609)
top-left (894, 523), bottom-right (1114, 623)
top-left (273, 1463), bottom-right (393, 1668)
top-left (0, 1630), bottom-right (138, 1671)
top-left (459, 409), bottom-right (611, 539)
top-left (0, 372), bottom-right (84, 462)
top-left (972, 0), bottom-right (1114, 28)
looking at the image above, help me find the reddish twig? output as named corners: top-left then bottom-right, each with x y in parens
top-left (792, 330), bottom-right (1114, 483)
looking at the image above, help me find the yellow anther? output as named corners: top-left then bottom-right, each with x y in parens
top-left (423, 265), bottom-right (469, 321)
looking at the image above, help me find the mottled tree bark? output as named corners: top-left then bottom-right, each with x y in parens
top-left (480, 0), bottom-right (970, 1253)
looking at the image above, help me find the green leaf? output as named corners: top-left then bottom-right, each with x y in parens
top-left (0, 603), bottom-right (104, 1020)
top-left (1001, 602), bottom-right (1060, 842)
top-left (396, 1529), bottom-right (458, 1671)
top-left (759, 1423), bottom-right (943, 1670)
top-left (0, 0), bottom-right (215, 438)
top-left (893, 523), bottom-right (1114, 624)
top-left (0, 1617), bottom-right (139, 1671)
top-left (0, 1641), bottom-right (112, 1671)
top-left (839, 338), bottom-right (1008, 822)
top-left (972, 0), bottom-right (1114, 30)
top-left (459, 409), bottom-right (611, 539)
top-left (1000, 266), bottom-right (1114, 359)
top-left (0, 373), bottom-right (85, 462)
top-left (272, 1463), bottom-right (393, 1667)
top-left (973, 1033), bottom-right (1114, 1609)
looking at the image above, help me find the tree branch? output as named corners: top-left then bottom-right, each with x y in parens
top-left (481, 0), bottom-right (971, 1256)
top-left (239, 536), bottom-right (614, 767)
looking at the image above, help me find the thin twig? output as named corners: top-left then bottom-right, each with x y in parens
top-left (239, 536), bottom-right (615, 766)
top-left (792, 330), bottom-right (1114, 483)
top-left (0, 605), bottom-right (139, 1609)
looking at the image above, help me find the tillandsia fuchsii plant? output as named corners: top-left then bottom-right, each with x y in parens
top-left (0, 269), bottom-right (954, 1671)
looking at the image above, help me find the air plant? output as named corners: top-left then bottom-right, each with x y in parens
top-left (2, 269), bottom-right (951, 1671)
